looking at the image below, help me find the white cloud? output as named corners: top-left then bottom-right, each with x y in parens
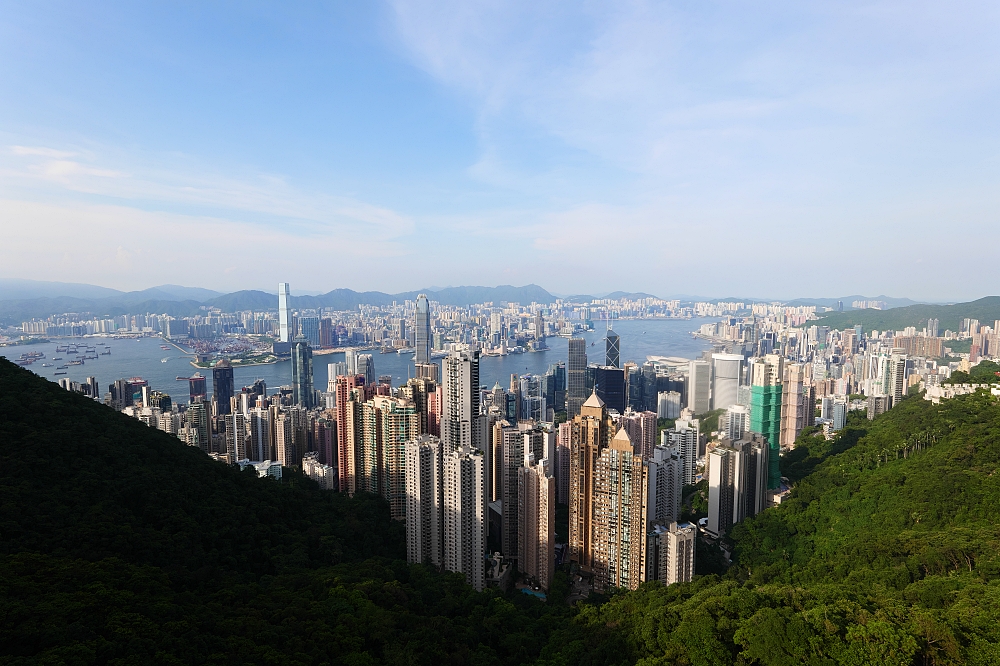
top-left (0, 198), bottom-right (408, 292)
top-left (1, 143), bottom-right (414, 242)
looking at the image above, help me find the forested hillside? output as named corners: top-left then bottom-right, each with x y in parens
top-left (3, 357), bottom-right (1000, 664)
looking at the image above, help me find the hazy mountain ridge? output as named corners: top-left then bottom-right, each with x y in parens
top-left (817, 296), bottom-right (1000, 332)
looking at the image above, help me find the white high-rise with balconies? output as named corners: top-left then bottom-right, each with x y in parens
top-left (442, 445), bottom-right (486, 591)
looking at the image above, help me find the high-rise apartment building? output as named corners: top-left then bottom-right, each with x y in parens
top-left (223, 412), bottom-right (248, 460)
top-left (556, 422), bottom-right (571, 504)
top-left (620, 410), bottom-right (657, 460)
top-left (780, 363), bottom-right (808, 447)
top-left (566, 338), bottom-right (588, 417)
top-left (248, 407), bottom-right (270, 461)
top-left (414, 294), bottom-right (431, 364)
top-left (442, 446), bottom-right (486, 591)
top-left (278, 282), bottom-right (291, 343)
top-left (441, 350), bottom-right (484, 454)
top-left (646, 444), bottom-right (682, 526)
top-left (336, 374), bottom-right (364, 492)
top-left (666, 418), bottom-right (700, 486)
top-left (501, 424), bottom-right (525, 558)
top-left (706, 434), bottom-right (769, 537)
top-left (647, 522), bottom-right (696, 585)
top-left (568, 391), bottom-right (615, 570)
top-left (405, 435), bottom-right (443, 567)
top-left (371, 395), bottom-right (420, 520)
top-left (687, 360), bottom-right (711, 414)
top-left (723, 404), bottom-right (749, 441)
top-left (749, 354), bottom-right (783, 489)
top-left (592, 428), bottom-right (648, 592)
top-left (518, 458), bottom-right (555, 590)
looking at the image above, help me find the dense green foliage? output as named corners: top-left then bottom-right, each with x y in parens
top-left (0, 359), bottom-right (576, 665)
top-left (817, 295), bottom-right (1000, 333)
top-left (5, 358), bottom-right (1000, 664)
top-left (945, 360), bottom-right (1000, 385)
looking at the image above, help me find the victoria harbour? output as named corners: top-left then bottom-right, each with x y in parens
top-left (1, 317), bottom-right (715, 403)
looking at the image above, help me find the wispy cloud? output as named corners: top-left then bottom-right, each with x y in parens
top-left (1, 143), bottom-right (415, 242)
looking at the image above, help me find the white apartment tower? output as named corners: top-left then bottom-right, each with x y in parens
top-left (405, 435), bottom-right (444, 567)
top-left (646, 445), bottom-right (682, 526)
top-left (648, 522), bottom-right (696, 585)
top-left (442, 446), bottom-right (487, 591)
top-left (517, 458), bottom-right (555, 590)
top-left (441, 350), bottom-right (485, 454)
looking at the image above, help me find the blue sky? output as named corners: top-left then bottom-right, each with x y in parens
top-left (1, 1), bottom-right (998, 300)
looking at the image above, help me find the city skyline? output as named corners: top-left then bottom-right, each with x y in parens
top-left (2, 3), bottom-right (999, 300)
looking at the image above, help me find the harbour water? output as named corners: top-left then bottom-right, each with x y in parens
top-left (1, 318), bottom-right (715, 403)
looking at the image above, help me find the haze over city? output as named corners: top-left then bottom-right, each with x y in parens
top-left (3, 2), bottom-right (999, 300)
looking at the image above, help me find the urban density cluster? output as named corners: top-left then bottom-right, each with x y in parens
top-left (35, 283), bottom-right (1000, 598)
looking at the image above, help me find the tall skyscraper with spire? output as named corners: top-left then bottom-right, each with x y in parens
top-left (278, 282), bottom-right (291, 343)
top-left (606, 326), bottom-right (620, 368)
top-left (414, 294), bottom-right (431, 364)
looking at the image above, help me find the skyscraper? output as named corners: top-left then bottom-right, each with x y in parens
top-left (278, 282), bottom-right (291, 343)
top-left (606, 327), bottom-right (620, 368)
top-left (595, 366), bottom-right (627, 414)
top-left (213, 359), bottom-right (235, 416)
top-left (566, 338), bottom-right (588, 417)
top-left (415, 294), bottom-right (431, 364)
top-left (749, 354), bottom-right (783, 489)
top-left (298, 316), bottom-right (320, 347)
top-left (291, 335), bottom-right (314, 408)
top-left (687, 360), bottom-right (711, 414)
top-left (710, 353), bottom-right (743, 411)
top-left (356, 353), bottom-right (375, 386)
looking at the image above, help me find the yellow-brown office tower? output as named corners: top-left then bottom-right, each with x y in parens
top-left (568, 390), bottom-right (615, 570)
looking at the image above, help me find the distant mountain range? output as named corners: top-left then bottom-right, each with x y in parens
top-left (0, 278), bottom-right (979, 328)
top-left (0, 280), bottom-right (558, 324)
